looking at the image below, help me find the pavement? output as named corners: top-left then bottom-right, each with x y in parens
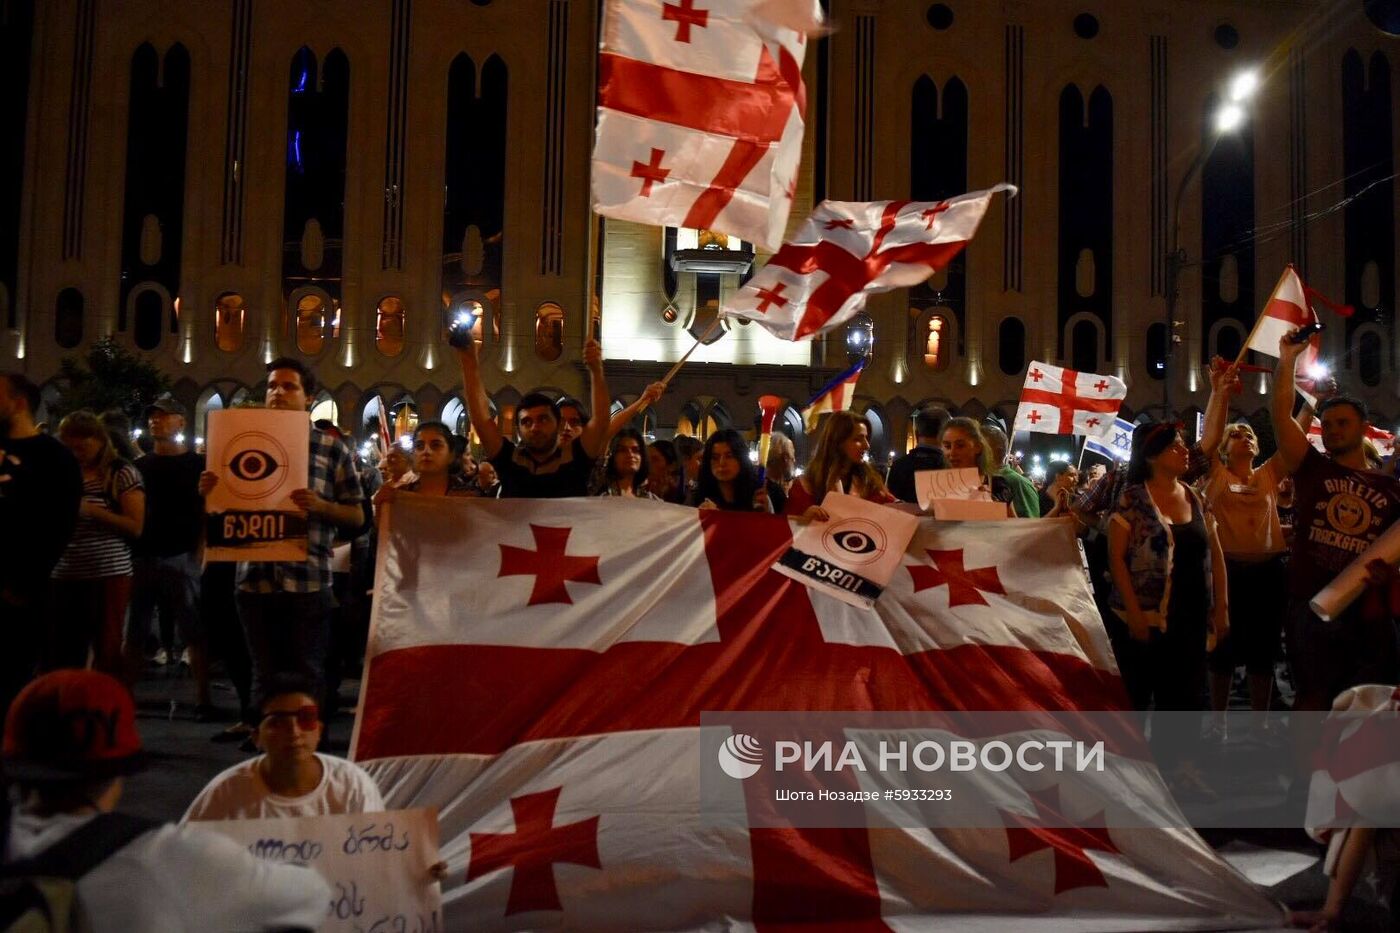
top-left (122, 663), bottom-right (1392, 930)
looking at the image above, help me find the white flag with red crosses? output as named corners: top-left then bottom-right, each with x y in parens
top-left (1013, 360), bottom-right (1127, 438)
top-left (590, 0), bottom-right (823, 250)
top-left (353, 499), bottom-right (1283, 930)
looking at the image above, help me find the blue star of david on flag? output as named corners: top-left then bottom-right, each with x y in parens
top-left (1084, 417), bottom-right (1136, 462)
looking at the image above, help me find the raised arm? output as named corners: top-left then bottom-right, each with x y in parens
top-left (456, 339), bottom-right (503, 459)
top-left (578, 338), bottom-right (611, 460)
top-left (1199, 358), bottom-right (1239, 461)
top-left (1271, 332), bottom-right (1312, 475)
top-left (609, 382), bottom-right (666, 438)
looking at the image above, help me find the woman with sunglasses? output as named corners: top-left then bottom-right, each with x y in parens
top-left (1197, 361), bottom-right (1290, 723)
top-left (184, 674), bottom-right (384, 820)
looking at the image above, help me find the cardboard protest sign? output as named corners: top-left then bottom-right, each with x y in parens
top-left (773, 492), bottom-right (918, 608)
top-left (202, 808), bottom-right (443, 933)
top-left (205, 409), bottom-right (310, 562)
top-left (915, 467), bottom-right (1012, 520)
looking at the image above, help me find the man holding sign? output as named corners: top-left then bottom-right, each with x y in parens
top-left (199, 358), bottom-right (365, 722)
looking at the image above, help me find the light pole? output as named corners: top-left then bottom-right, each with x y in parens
top-left (1162, 70), bottom-right (1259, 417)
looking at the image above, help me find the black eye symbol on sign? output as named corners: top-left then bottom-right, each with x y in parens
top-left (833, 530), bottom-right (878, 555)
top-left (229, 449), bottom-right (280, 482)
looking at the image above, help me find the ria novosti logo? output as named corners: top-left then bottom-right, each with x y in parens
top-left (717, 733), bottom-right (764, 779)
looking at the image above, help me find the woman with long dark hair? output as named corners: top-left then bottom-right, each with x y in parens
top-left (597, 428), bottom-right (656, 498)
top-left (373, 421), bottom-right (481, 504)
top-left (645, 439), bottom-right (685, 503)
top-left (50, 410), bottom-right (146, 677)
top-left (689, 429), bottom-right (770, 512)
top-left (783, 410), bottom-right (893, 521)
top-left (1107, 422), bottom-right (1229, 796)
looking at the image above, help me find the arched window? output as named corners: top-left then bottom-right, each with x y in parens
top-left (132, 287), bottom-right (165, 350)
top-left (390, 398), bottom-right (419, 443)
top-left (999, 317), bottom-right (1026, 374)
top-left (55, 288), bottom-right (84, 348)
top-left (214, 293), bottom-right (246, 352)
top-left (295, 291), bottom-right (329, 354)
top-left (1070, 319), bottom-right (1099, 372)
top-left (922, 313), bottom-right (948, 369)
top-left (441, 397), bottom-right (467, 436)
top-left (1213, 321), bottom-right (1244, 362)
top-left (443, 294), bottom-right (488, 346)
top-left (195, 388), bottom-right (224, 439)
top-left (1359, 330), bottom-right (1384, 387)
top-left (534, 302), bottom-right (564, 361)
top-left (309, 391), bottom-right (338, 426)
top-left (376, 296), bottom-right (405, 357)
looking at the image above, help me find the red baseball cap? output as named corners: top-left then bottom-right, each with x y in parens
top-left (2, 670), bottom-right (144, 781)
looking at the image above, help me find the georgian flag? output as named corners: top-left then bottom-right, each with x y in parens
top-left (352, 498), bottom-right (1282, 930)
top-left (721, 185), bottom-right (1012, 340)
top-left (591, 0), bottom-right (824, 251)
top-left (1305, 684), bottom-right (1400, 848)
top-left (1013, 361), bottom-right (1127, 438)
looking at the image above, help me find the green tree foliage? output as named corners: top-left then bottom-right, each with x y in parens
top-left (53, 337), bottom-right (171, 421)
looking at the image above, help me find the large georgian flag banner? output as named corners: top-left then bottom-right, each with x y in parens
top-left (721, 186), bottom-right (1012, 340)
top-left (1013, 361), bottom-right (1127, 438)
top-left (352, 498), bottom-right (1283, 930)
top-left (591, 0), bottom-right (823, 250)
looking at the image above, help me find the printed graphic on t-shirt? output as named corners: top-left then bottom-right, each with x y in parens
top-left (1307, 476), bottom-right (1390, 558)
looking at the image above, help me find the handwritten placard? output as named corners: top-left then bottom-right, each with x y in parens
top-left (205, 408), bottom-right (310, 562)
top-left (202, 808), bottom-right (443, 932)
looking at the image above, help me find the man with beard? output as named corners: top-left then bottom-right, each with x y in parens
top-left (0, 373), bottom-right (81, 718)
top-left (456, 336), bottom-right (612, 498)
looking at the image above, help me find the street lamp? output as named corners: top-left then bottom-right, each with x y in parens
top-left (1163, 69), bottom-right (1260, 416)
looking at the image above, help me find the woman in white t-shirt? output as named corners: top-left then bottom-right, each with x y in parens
top-left (1198, 362), bottom-right (1287, 719)
top-left (184, 676), bottom-right (384, 821)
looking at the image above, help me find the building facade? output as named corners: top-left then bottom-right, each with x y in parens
top-left (3, 0), bottom-right (1398, 460)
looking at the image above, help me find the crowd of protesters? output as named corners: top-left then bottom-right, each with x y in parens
top-left (2, 320), bottom-right (1398, 928)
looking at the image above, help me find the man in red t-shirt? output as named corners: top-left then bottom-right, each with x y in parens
top-left (1272, 332), bottom-right (1400, 716)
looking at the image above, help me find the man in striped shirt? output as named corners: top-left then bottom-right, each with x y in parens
top-left (199, 358), bottom-right (364, 726)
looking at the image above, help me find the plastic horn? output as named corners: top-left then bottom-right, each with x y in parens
top-left (756, 394), bottom-right (783, 484)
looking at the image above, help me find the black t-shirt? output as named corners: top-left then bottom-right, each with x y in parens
top-left (0, 433), bottom-right (82, 599)
top-left (1289, 447), bottom-right (1400, 600)
top-left (886, 445), bottom-right (947, 503)
top-left (490, 438), bottom-right (596, 498)
top-left (134, 451), bottom-right (205, 557)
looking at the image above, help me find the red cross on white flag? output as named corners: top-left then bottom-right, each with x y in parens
top-left (591, 0), bottom-right (824, 250)
top-left (1013, 360), bottom-right (1126, 438)
top-left (722, 185), bottom-right (1012, 340)
top-left (353, 498), bottom-right (1283, 929)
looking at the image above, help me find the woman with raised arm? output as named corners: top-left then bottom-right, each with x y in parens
top-left (783, 410), bottom-right (894, 522)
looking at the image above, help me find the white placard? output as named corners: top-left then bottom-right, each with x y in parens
top-left (1309, 519), bottom-right (1400, 621)
top-left (202, 808), bottom-right (442, 933)
top-left (930, 499), bottom-right (1013, 521)
top-left (772, 492), bottom-right (919, 608)
top-left (205, 409), bottom-right (310, 562)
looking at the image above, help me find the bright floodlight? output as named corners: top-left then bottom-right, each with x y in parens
top-left (1215, 102), bottom-right (1246, 133)
top-left (1228, 70), bottom-right (1260, 102)
top-left (1307, 360), bottom-right (1330, 381)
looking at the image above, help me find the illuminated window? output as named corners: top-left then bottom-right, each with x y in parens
top-left (442, 294), bottom-right (487, 346)
top-left (295, 292), bottom-right (328, 354)
top-left (376, 296), bottom-right (405, 357)
top-left (215, 293), bottom-right (246, 353)
top-left (922, 314), bottom-right (947, 369)
top-left (534, 302), bottom-right (564, 361)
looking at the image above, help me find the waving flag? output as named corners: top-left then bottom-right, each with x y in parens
top-left (1084, 417), bottom-right (1136, 462)
top-left (800, 358), bottom-right (864, 432)
top-left (722, 185), bottom-right (1011, 339)
top-left (353, 498), bottom-right (1282, 930)
top-left (591, 0), bottom-right (823, 250)
top-left (1306, 422), bottom-right (1394, 458)
top-left (1013, 361), bottom-right (1126, 437)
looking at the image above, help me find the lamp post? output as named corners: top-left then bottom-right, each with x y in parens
top-left (1162, 70), bottom-right (1259, 417)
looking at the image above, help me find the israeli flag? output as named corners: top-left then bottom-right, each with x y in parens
top-left (1084, 417), bottom-right (1135, 462)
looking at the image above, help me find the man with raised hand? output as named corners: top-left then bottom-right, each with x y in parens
top-left (456, 337), bottom-right (612, 498)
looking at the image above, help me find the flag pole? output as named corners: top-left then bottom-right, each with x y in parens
top-left (660, 316), bottom-right (724, 387)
